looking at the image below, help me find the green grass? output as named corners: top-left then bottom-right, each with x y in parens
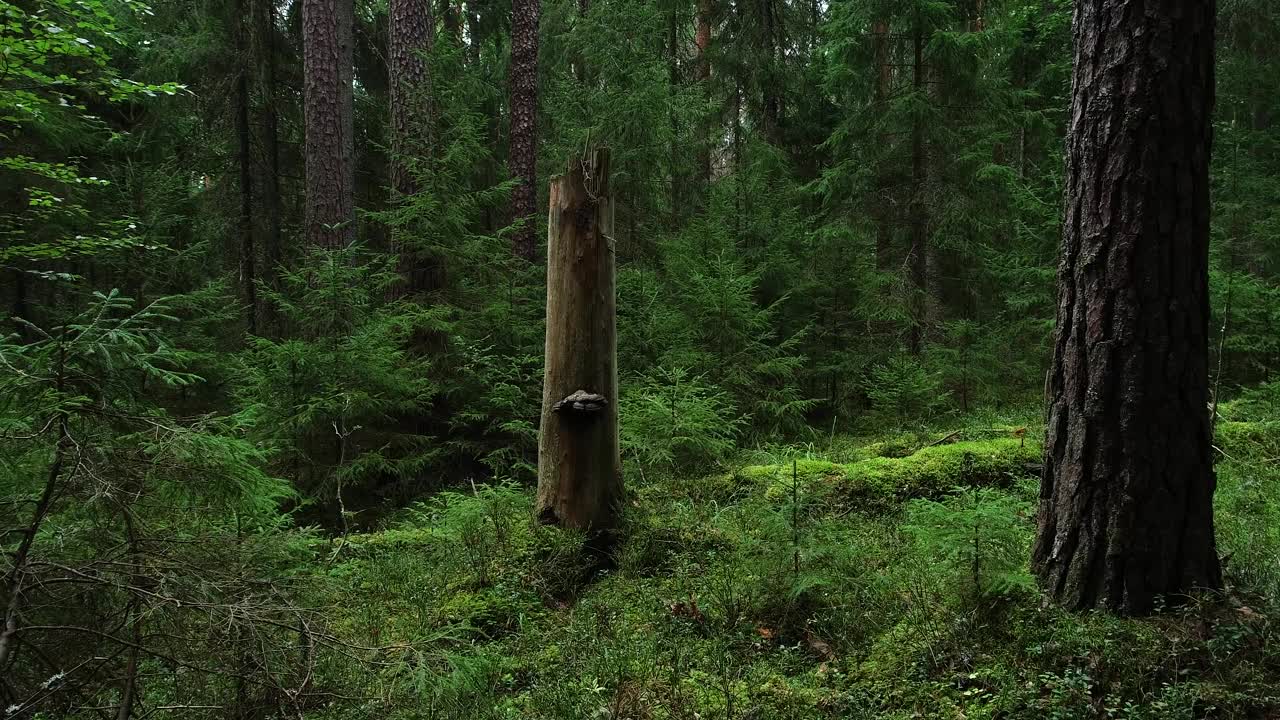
top-left (303, 420), bottom-right (1280, 720)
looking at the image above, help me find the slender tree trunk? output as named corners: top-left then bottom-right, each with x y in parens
top-left (303, 0), bottom-right (356, 249)
top-left (508, 0), bottom-right (541, 260)
top-left (115, 510), bottom-right (143, 720)
top-left (0, 413), bottom-right (69, 674)
top-left (465, 0), bottom-right (481, 63)
top-left (668, 6), bottom-right (680, 226)
top-left (536, 149), bottom-right (622, 534)
top-left (761, 0), bottom-right (779, 141)
top-left (572, 0), bottom-right (591, 84)
top-left (695, 0), bottom-right (712, 188)
top-left (255, 0), bottom-right (283, 330)
top-left (872, 19), bottom-right (892, 272)
top-left (440, 0), bottom-right (460, 40)
top-left (1032, 0), bottom-right (1221, 614)
top-left (733, 74), bottom-right (742, 239)
top-left (907, 24), bottom-right (926, 356)
top-left (235, 0), bottom-right (257, 333)
top-left (389, 0), bottom-right (434, 294)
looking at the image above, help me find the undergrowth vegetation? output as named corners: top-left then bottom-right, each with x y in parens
top-left (299, 411), bottom-right (1280, 719)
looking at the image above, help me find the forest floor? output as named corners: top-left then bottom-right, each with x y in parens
top-left (307, 408), bottom-right (1280, 719)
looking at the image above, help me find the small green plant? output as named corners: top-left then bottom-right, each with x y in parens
top-left (901, 470), bottom-right (1036, 603)
top-left (620, 366), bottom-right (746, 472)
top-left (865, 355), bottom-right (946, 425)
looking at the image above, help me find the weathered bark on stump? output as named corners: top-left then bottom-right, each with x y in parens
top-left (303, 0), bottom-right (355, 249)
top-left (536, 149), bottom-right (621, 533)
top-left (1032, 0), bottom-right (1221, 614)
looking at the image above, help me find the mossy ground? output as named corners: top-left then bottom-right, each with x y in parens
top-left (305, 414), bottom-right (1280, 719)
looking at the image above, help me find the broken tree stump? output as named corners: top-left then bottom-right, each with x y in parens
top-left (536, 148), bottom-right (622, 533)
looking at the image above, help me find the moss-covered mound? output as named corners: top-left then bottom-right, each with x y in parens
top-left (739, 438), bottom-right (1041, 508)
top-left (1216, 420), bottom-right (1280, 462)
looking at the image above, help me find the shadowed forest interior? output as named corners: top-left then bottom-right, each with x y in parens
top-left (3, 0), bottom-right (1280, 716)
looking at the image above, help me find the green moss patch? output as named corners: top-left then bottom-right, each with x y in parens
top-left (743, 438), bottom-right (1040, 508)
top-left (1216, 420), bottom-right (1280, 462)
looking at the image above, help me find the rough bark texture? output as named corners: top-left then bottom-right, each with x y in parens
top-left (536, 149), bottom-right (622, 534)
top-left (508, 0), bottom-right (541, 261)
top-left (389, 0), bottom-right (432, 199)
top-left (303, 0), bottom-right (355, 249)
top-left (1032, 0), bottom-right (1221, 614)
top-left (389, 0), bottom-right (435, 294)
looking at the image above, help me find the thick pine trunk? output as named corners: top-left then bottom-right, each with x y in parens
top-left (303, 0), bottom-right (355, 249)
top-left (536, 149), bottom-right (622, 534)
top-left (508, 0), bottom-right (541, 261)
top-left (389, 0), bottom-right (434, 294)
top-left (1032, 0), bottom-right (1221, 614)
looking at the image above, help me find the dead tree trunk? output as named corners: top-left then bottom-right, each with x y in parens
top-left (536, 149), bottom-right (622, 535)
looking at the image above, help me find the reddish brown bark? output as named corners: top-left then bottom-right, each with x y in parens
top-left (695, 0), bottom-right (712, 187)
top-left (508, 0), bottom-right (541, 261)
top-left (390, 0), bottom-right (432, 199)
top-left (389, 0), bottom-right (434, 294)
top-left (1032, 0), bottom-right (1221, 614)
top-left (235, 0), bottom-right (256, 332)
top-left (303, 0), bottom-right (355, 249)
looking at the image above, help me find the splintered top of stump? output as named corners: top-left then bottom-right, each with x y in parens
top-left (553, 390), bottom-right (608, 415)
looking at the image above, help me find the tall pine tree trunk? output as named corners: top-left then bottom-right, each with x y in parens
top-left (255, 0), bottom-right (283, 329)
top-left (536, 149), bottom-right (621, 534)
top-left (234, 0), bottom-right (256, 332)
top-left (695, 0), bottom-right (712, 188)
top-left (667, 5), bottom-right (680, 227)
top-left (1032, 0), bottom-right (1221, 614)
top-left (389, 0), bottom-right (434, 293)
top-left (761, 0), bottom-right (779, 142)
top-left (303, 0), bottom-right (355, 249)
top-left (508, 0), bottom-right (541, 260)
top-left (440, 0), bottom-right (460, 40)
